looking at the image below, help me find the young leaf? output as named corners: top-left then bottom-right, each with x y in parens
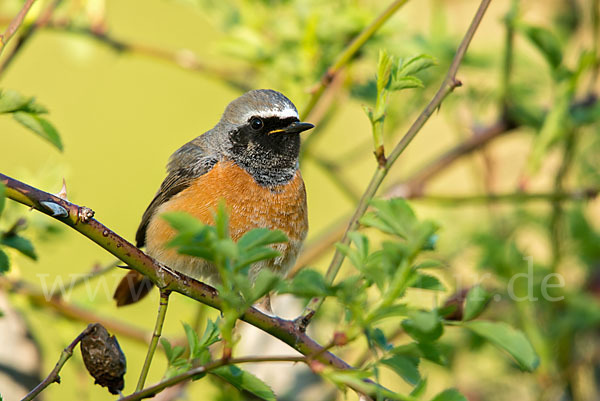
top-left (162, 211), bottom-right (207, 233)
top-left (390, 76), bottom-right (424, 91)
top-left (402, 310), bottom-right (444, 342)
top-left (279, 269), bottom-right (330, 298)
top-left (409, 273), bottom-right (445, 291)
top-left (13, 112), bottom-right (63, 151)
top-left (463, 321), bottom-right (539, 371)
top-left (237, 228), bottom-right (287, 250)
top-left (462, 285), bottom-right (491, 321)
top-left (182, 322), bottom-right (200, 359)
top-left (519, 24), bottom-right (563, 70)
top-left (212, 365), bottom-right (276, 401)
top-left (197, 319), bottom-right (219, 348)
top-left (381, 354), bottom-right (421, 385)
top-left (396, 54), bottom-right (437, 77)
top-left (0, 249), bottom-right (9, 274)
top-left (430, 388), bottom-right (467, 401)
top-left (376, 49), bottom-right (394, 94)
top-left (1, 235), bottom-right (37, 260)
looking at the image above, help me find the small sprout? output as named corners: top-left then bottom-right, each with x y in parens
top-left (309, 360), bottom-right (326, 374)
top-left (80, 323), bottom-right (126, 395)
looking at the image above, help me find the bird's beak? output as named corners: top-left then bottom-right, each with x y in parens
top-left (268, 121), bottom-right (315, 135)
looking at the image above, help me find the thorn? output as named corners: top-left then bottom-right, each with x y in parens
top-left (54, 178), bottom-right (68, 200)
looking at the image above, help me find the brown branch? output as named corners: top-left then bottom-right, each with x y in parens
top-left (0, 0), bottom-right (61, 77)
top-left (0, 173), bottom-right (392, 396)
top-left (0, 0), bottom-right (38, 57)
top-left (21, 324), bottom-right (94, 401)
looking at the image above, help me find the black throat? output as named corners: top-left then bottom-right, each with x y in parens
top-left (228, 117), bottom-right (301, 187)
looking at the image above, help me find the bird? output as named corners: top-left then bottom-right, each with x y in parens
top-left (113, 89), bottom-right (313, 306)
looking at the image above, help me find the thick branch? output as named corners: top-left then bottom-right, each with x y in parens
top-left (0, 174), bottom-right (354, 369)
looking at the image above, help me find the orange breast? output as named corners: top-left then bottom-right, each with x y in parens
top-left (145, 160), bottom-right (308, 281)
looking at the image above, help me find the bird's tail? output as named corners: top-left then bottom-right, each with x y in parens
top-left (113, 270), bottom-right (154, 306)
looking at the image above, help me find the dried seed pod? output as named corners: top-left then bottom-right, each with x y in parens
top-left (80, 323), bottom-right (126, 394)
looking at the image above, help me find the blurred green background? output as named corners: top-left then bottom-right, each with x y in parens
top-left (1, 0), bottom-right (600, 400)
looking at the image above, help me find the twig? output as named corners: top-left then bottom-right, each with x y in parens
top-left (0, 0), bottom-right (38, 57)
top-left (301, 0), bottom-right (410, 120)
top-left (21, 324), bottom-right (94, 401)
top-left (411, 188), bottom-right (599, 205)
top-left (0, 0), bottom-right (61, 77)
top-left (297, 0), bottom-right (493, 329)
top-left (549, 130), bottom-right (578, 271)
top-left (121, 355), bottom-right (306, 401)
top-left (137, 289), bottom-right (171, 391)
top-left (1, 277), bottom-right (152, 344)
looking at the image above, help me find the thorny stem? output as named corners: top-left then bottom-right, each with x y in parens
top-left (137, 289), bottom-right (171, 391)
top-left (0, 0), bottom-right (38, 57)
top-left (0, 174), bottom-right (398, 397)
top-left (21, 325), bottom-right (94, 401)
top-left (297, 0), bottom-right (493, 329)
top-left (301, 0), bottom-right (410, 121)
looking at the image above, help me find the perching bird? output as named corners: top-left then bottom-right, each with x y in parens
top-left (113, 89), bottom-right (313, 306)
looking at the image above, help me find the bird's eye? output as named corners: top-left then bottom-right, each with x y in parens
top-left (250, 117), bottom-right (264, 131)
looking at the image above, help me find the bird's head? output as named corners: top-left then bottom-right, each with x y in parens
top-left (217, 89), bottom-right (314, 186)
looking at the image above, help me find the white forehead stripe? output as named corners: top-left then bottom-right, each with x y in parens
top-left (242, 106), bottom-right (299, 121)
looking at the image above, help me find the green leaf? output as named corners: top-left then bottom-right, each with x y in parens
top-left (0, 249), bottom-right (9, 274)
top-left (396, 54), bottom-right (437, 76)
top-left (463, 321), bottom-right (539, 371)
top-left (162, 211), bottom-right (206, 232)
top-left (212, 365), bottom-right (276, 401)
top-left (198, 318), bottom-right (220, 348)
top-left (0, 182), bottom-right (5, 218)
top-left (1, 235), bottom-right (37, 260)
top-left (390, 76), bottom-right (424, 91)
top-left (381, 354), bottom-right (421, 385)
top-left (238, 228), bottom-right (287, 250)
top-left (519, 24), bottom-right (563, 70)
top-left (161, 338), bottom-right (185, 364)
top-left (462, 286), bottom-right (491, 321)
top-left (409, 273), bottom-right (445, 291)
top-left (402, 310), bottom-right (444, 342)
top-left (430, 388), bottom-right (467, 401)
top-left (360, 198), bottom-right (417, 238)
top-left (0, 90), bottom-right (48, 114)
top-left (13, 112), bottom-right (63, 151)
top-left (279, 269), bottom-right (330, 298)
top-left (182, 322), bottom-right (200, 359)
top-left (410, 378), bottom-right (427, 397)
top-left (376, 49), bottom-right (394, 93)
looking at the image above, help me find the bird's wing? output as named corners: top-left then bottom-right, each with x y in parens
top-left (135, 140), bottom-right (217, 247)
